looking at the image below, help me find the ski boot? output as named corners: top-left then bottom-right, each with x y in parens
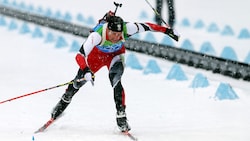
top-left (51, 98), bottom-right (70, 120)
top-left (116, 110), bottom-right (131, 132)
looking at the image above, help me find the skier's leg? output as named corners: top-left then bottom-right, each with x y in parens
top-left (109, 57), bottom-right (131, 132)
top-left (51, 69), bottom-right (87, 119)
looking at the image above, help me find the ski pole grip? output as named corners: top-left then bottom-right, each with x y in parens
top-left (76, 75), bottom-right (95, 82)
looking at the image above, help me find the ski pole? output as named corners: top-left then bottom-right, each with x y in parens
top-left (144, 0), bottom-right (180, 41)
top-left (144, 0), bottom-right (170, 28)
top-left (0, 81), bottom-right (73, 104)
top-left (0, 76), bottom-right (95, 105)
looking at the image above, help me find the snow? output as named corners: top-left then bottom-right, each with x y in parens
top-left (0, 0), bottom-right (250, 141)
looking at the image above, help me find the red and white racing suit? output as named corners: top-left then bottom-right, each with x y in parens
top-left (74, 22), bottom-right (169, 112)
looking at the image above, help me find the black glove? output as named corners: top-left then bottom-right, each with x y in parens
top-left (164, 28), bottom-right (180, 41)
top-left (165, 27), bottom-right (173, 34)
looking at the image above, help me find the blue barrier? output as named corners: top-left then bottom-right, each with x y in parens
top-left (199, 41), bottom-right (216, 56)
top-left (77, 13), bottom-right (85, 22)
top-left (131, 33), bottom-right (140, 40)
top-left (161, 36), bottom-right (174, 46)
top-left (0, 16), bottom-right (6, 26)
top-left (220, 46), bottom-right (238, 61)
top-left (194, 19), bottom-right (205, 29)
top-left (8, 20), bottom-right (18, 30)
top-left (181, 39), bottom-right (194, 51)
top-left (18, 2), bottom-right (26, 10)
top-left (139, 10), bottom-right (149, 19)
top-left (63, 12), bottom-right (72, 22)
top-left (27, 4), bottom-right (34, 12)
top-left (244, 52), bottom-right (250, 64)
top-left (55, 36), bottom-right (68, 48)
top-left (144, 32), bottom-right (157, 43)
top-left (19, 22), bottom-right (30, 34)
top-left (125, 53), bottom-right (143, 70)
top-left (166, 64), bottom-right (188, 81)
top-left (1, 0), bottom-right (9, 5)
top-left (207, 22), bottom-right (219, 33)
top-left (69, 40), bottom-right (81, 52)
top-left (181, 18), bottom-right (190, 27)
top-left (44, 8), bottom-right (52, 17)
top-left (32, 26), bottom-right (43, 38)
top-left (44, 32), bottom-right (55, 43)
top-left (85, 16), bottom-right (95, 26)
top-left (54, 10), bottom-right (62, 20)
top-left (238, 28), bottom-right (250, 39)
top-left (214, 83), bottom-right (239, 100)
top-left (190, 73), bottom-right (209, 88)
top-left (36, 6), bottom-right (44, 15)
top-left (221, 25), bottom-right (234, 36)
top-left (143, 59), bottom-right (161, 75)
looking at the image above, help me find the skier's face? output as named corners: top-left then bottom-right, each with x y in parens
top-left (107, 29), bottom-right (122, 43)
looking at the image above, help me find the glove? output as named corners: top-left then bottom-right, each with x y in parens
top-left (73, 67), bottom-right (95, 89)
top-left (164, 28), bottom-right (180, 41)
top-left (164, 27), bottom-right (173, 34)
top-left (83, 71), bottom-right (95, 86)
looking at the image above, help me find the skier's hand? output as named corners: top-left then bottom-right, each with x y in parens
top-left (73, 67), bottom-right (95, 88)
top-left (84, 71), bottom-right (95, 86)
top-left (164, 27), bottom-right (173, 35)
top-left (164, 28), bottom-right (180, 41)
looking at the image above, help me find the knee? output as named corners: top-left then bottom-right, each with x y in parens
top-left (109, 61), bottom-right (124, 87)
top-left (73, 78), bottom-right (86, 89)
top-left (62, 83), bottom-right (79, 102)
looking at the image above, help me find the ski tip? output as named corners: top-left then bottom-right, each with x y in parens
top-left (34, 118), bottom-right (55, 134)
top-left (34, 130), bottom-right (40, 134)
top-left (122, 131), bottom-right (138, 141)
top-left (34, 128), bottom-right (44, 134)
top-left (122, 130), bottom-right (129, 134)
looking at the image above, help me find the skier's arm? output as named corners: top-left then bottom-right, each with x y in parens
top-left (126, 22), bottom-right (169, 35)
top-left (75, 32), bottom-right (102, 70)
top-left (126, 22), bottom-right (179, 41)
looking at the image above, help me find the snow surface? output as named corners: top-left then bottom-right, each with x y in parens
top-left (0, 0), bottom-right (250, 141)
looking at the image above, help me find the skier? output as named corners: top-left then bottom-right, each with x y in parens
top-left (155, 0), bottom-right (176, 27)
top-left (51, 11), bottom-right (176, 132)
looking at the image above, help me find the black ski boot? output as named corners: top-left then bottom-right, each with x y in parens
top-left (51, 98), bottom-right (70, 120)
top-left (51, 83), bottom-right (80, 120)
top-left (116, 110), bottom-right (131, 132)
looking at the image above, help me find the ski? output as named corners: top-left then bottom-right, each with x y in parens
top-left (36, 118), bottom-right (138, 141)
top-left (34, 118), bottom-right (54, 133)
top-left (122, 131), bottom-right (138, 141)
